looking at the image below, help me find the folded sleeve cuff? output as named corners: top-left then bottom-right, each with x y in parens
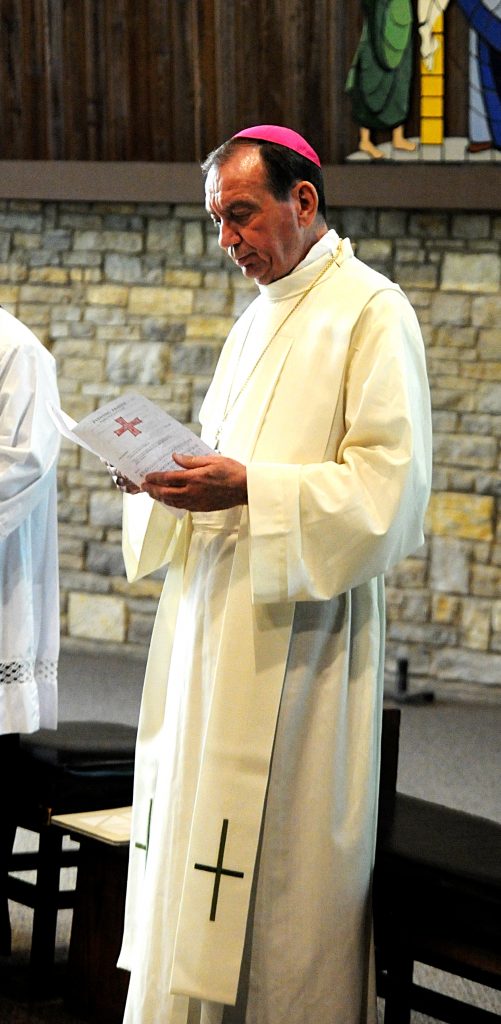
top-left (247, 462), bottom-right (303, 604)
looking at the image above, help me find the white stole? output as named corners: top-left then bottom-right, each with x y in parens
top-left (168, 245), bottom-right (402, 1009)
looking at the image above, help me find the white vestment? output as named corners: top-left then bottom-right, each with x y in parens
top-left (0, 308), bottom-right (60, 734)
top-left (119, 232), bottom-right (432, 1024)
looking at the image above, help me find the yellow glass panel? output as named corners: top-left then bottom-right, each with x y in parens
top-left (422, 54), bottom-right (443, 77)
top-left (421, 120), bottom-right (443, 144)
top-left (421, 96), bottom-right (443, 118)
top-left (421, 46), bottom-right (444, 76)
top-left (419, 13), bottom-right (445, 146)
top-left (435, 41), bottom-right (444, 75)
top-left (421, 76), bottom-right (444, 97)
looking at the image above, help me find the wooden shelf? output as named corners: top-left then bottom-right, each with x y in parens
top-left (0, 161), bottom-right (499, 210)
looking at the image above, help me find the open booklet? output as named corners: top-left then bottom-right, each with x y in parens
top-left (49, 392), bottom-right (214, 489)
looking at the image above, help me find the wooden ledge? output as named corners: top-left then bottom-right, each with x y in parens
top-left (0, 161), bottom-right (499, 209)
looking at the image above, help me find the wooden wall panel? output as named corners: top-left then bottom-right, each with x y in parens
top-left (0, 0), bottom-right (474, 163)
top-left (444, 3), bottom-right (469, 138)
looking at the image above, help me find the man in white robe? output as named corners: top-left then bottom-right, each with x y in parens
top-left (117, 125), bottom-right (432, 1024)
top-left (0, 307), bottom-right (61, 953)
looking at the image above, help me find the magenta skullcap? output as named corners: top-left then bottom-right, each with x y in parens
top-left (232, 124), bottom-right (321, 167)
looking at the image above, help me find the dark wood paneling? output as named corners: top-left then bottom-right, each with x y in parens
top-left (0, 0), bottom-right (440, 162)
top-left (0, 0), bottom-right (34, 157)
top-left (0, 0), bottom-right (496, 198)
top-left (445, 3), bottom-right (469, 138)
top-left (169, 0), bottom-right (197, 160)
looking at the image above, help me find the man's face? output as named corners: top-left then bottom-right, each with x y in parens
top-left (205, 146), bottom-right (312, 286)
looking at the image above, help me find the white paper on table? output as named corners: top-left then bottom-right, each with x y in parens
top-left (48, 393), bottom-right (214, 488)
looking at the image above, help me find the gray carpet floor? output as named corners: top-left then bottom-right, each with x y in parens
top-left (0, 652), bottom-right (500, 1023)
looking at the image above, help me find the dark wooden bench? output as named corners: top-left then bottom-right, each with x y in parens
top-left (7, 709), bottom-right (501, 1024)
top-left (6, 720), bottom-right (136, 984)
top-left (375, 741), bottom-right (501, 1023)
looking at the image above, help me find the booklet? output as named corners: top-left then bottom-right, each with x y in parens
top-left (49, 392), bottom-right (214, 488)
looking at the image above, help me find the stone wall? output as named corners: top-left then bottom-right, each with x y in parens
top-left (0, 200), bottom-right (499, 700)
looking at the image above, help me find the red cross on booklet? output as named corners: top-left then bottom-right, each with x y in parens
top-left (114, 416), bottom-right (143, 437)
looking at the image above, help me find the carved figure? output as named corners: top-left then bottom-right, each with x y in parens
top-left (346, 0), bottom-right (417, 158)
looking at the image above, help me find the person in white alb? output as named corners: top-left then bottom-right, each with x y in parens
top-left (116, 125), bottom-right (432, 1024)
top-left (0, 307), bottom-right (61, 955)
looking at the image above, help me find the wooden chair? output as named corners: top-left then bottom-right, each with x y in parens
top-left (374, 713), bottom-right (501, 1024)
top-left (6, 720), bottom-right (136, 983)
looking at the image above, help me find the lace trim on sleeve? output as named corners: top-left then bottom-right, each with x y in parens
top-left (0, 660), bottom-right (58, 686)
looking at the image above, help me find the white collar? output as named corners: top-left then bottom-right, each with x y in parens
top-left (258, 229), bottom-right (349, 302)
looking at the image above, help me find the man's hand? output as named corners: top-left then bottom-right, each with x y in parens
top-left (104, 461), bottom-right (141, 494)
top-left (141, 453), bottom-right (248, 511)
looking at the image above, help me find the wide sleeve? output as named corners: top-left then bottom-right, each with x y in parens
top-left (0, 335), bottom-right (61, 540)
top-left (246, 289), bottom-right (432, 603)
top-left (122, 492), bottom-right (181, 582)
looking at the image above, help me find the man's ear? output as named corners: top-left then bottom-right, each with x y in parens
top-left (295, 180), bottom-right (319, 226)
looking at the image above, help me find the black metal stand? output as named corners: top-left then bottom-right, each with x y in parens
top-left (390, 658), bottom-right (435, 705)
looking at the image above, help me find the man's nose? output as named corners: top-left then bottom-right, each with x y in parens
top-left (219, 221), bottom-right (241, 250)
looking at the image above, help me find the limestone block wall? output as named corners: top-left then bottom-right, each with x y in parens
top-left (0, 200), bottom-right (499, 700)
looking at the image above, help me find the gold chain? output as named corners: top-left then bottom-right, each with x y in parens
top-left (214, 239), bottom-right (343, 450)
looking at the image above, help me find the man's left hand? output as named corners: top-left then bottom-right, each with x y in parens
top-left (141, 453), bottom-right (248, 511)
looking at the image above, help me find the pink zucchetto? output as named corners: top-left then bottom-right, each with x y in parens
top-left (232, 125), bottom-right (321, 167)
